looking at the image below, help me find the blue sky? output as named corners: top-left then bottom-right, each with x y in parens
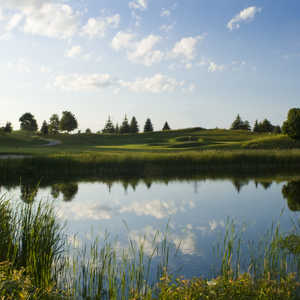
top-left (0, 0), bottom-right (299, 131)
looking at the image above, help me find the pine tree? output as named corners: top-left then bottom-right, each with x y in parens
top-left (230, 114), bottom-right (242, 130)
top-left (115, 123), bottom-right (120, 134)
top-left (253, 120), bottom-right (259, 132)
top-left (120, 115), bottom-right (130, 134)
top-left (102, 116), bottom-right (115, 134)
top-left (130, 116), bottom-right (139, 133)
top-left (40, 120), bottom-right (49, 135)
top-left (162, 121), bottom-right (170, 131)
top-left (144, 118), bottom-right (153, 132)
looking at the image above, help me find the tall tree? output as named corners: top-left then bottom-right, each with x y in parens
top-left (40, 120), bottom-right (49, 135)
top-left (120, 115), bottom-right (130, 134)
top-left (162, 121), bottom-right (170, 131)
top-left (144, 118), bottom-right (154, 132)
top-left (49, 114), bottom-right (60, 135)
top-left (230, 114), bottom-right (250, 130)
top-left (129, 116), bottom-right (139, 133)
top-left (59, 111), bottom-right (78, 133)
top-left (230, 114), bottom-right (242, 130)
top-left (19, 112), bottom-right (38, 131)
top-left (282, 108), bottom-right (300, 140)
top-left (253, 120), bottom-right (259, 132)
top-left (102, 116), bottom-right (115, 134)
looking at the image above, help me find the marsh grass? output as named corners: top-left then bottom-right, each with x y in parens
top-left (1, 150), bottom-right (300, 182)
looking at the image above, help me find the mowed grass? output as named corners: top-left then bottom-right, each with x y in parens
top-left (1, 128), bottom-right (299, 156)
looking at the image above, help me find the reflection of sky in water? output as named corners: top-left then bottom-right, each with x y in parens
top-left (3, 179), bottom-right (300, 278)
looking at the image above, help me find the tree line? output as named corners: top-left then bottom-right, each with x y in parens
top-left (0, 111), bottom-right (171, 135)
top-left (230, 108), bottom-right (300, 140)
top-left (230, 114), bottom-right (282, 134)
top-left (1, 108), bottom-right (300, 140)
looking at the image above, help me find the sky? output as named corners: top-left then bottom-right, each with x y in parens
top-left (0, 0), bottom-right (300, 132)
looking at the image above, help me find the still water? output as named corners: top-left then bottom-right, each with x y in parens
top-left (3, 177), bottom-right (300, 278)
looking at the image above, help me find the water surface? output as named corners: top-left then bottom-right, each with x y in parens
top-left (3, 177), bottom-right (300, 278)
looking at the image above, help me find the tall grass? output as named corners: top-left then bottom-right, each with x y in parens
top-left (1, 149), bottom-right (300, 182)
top-left (0, 198), bottom-right (66, 289)
top-left (1, 195), bottom-right (300, 299)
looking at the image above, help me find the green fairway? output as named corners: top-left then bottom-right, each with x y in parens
top-left (1, 128), bottom-right (299, 156)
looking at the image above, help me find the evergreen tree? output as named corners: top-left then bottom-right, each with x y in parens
top-left (3, 122), bottom-right (12, 133)
top-left (253, 120), bottom-right (259, 132)
top-left (120, 115), bottom-right (130, 134)
top-left (40, 120), bottom-right (49, 135)
top-left (85, 128), bottom-right (92, 134)
top-left (102, 116), bottom-right (115, 134)
top-left (129, 116), bottom-right (139, 133)
top-left (261, 119), bottom-right (274, 132)
top-left (59, 111), bottom-right (78, 133)
top-left (19, 112), bottom-right (38, 131)
top-left (49, 114), bottom-right (60, 135)
top-left (230, 114), bottom-right (243, 130)
top-left (144, 118), bottom-right (154, 132)
top-left (115, 123), bottom-right (120, 134)
top-left (162, 121), bottom-right (170, 131)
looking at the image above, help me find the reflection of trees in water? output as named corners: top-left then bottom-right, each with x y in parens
top-left (20, 183), bottom-right (38, 204)
top-left (231, 179), bottom-right (250, 193)
top-left (50, 183), bottom-right (79, 202)
top-left (254, 181), bottom-right (273, 190)
top-left (282, 181), bottom-right (300, 211)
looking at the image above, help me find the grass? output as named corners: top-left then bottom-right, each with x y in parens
top-left (0, 129), bottom-right (300, 180)
top-left (1, 195), bottom-right (300, 299)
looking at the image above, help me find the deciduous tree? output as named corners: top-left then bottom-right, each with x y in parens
top-left (19, 113), bottom-right (38, 131)
top-left (282, 108), bottom-right (300, 140)
top-left (49, 114), bottom-right (60, 135)
top-left (59, 111), bottom-right (78, 133)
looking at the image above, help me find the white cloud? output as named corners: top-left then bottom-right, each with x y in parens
top-left (81, 14), bottom-right (120, 38)
top-left (227, 6), bottom-right (262, 31)
top-left (111, 31), bottom-right (135, 51)
top-left (128, 34), bottom-right (163, 66)
top-left (65, 45), bottom-right (82, 58)
top-left (111, 33), bottom-right (163, 66)
top-left (54, 73), bottom-right (117, 91)
top-left (54, 72), bottom-right (188, 94)
top-left (160, 9), bottom-right (170, 17)
top-left (1, 1), bottom-right (79, 39)
top-left (24, 3), bottom-right (79, 39)
top-left (129, 0), bottom-right (148, 11)
top-left (120, 73), bottom-right (184, 93)
top-left (5, 14), bottom-right (23, 31)
top-left (171, 35), bottom-right (204, 61)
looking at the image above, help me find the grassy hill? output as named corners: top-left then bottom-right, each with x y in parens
top-left (0, 128), bottom-right (299, 156)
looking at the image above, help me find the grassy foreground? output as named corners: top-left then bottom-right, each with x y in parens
top-left (1, 197), bottom-right (300, 299)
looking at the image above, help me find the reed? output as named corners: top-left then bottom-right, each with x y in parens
top-left (1, 195), bottom-right (300, 299)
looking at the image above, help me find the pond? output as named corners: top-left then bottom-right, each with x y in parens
top-left (2, 176), bottom-right (300, 279)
